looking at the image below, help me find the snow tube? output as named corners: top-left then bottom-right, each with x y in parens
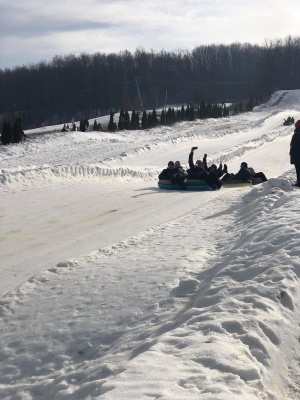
top-left (252, 178), bottom-right (263, 185)
top-left (222, 179), bottom-right (253, 188)
top-left (223, 178), bottom-right (263, 188)
top-left (158, 179), bottom-right (213, 191)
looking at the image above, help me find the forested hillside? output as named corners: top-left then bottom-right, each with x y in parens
top-left (1, 36), bottom-right (300, 129)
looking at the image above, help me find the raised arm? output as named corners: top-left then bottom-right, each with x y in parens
top-left (189, 148), bottom-right (196, 170)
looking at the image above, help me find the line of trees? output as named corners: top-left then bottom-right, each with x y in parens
top-left (1, 36), bottom-right (300, 129)
top-left (106, 98), bottom-right (257, 132)
top-left (0, 96), bottom-right (258, 144)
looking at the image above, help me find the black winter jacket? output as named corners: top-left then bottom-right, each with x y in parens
top-left (188, 152), bottom-right (222, 188)
top-left (188, 152), bottom-right (209, 180)
top-left (290, 127), bottom-right (300, 165)
top-left (232, 168), bottom-right (252, 181)
top-left (159, 167), bottom-right (179, 180)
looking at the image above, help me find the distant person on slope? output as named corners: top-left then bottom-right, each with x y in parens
top-left (290, 120), bottom-right (300, 187)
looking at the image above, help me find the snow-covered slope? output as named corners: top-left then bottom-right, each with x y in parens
top-left (1, 90), bottom-right (300, 399)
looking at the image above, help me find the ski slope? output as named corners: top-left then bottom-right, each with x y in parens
top-left (0, 91), bottom-right (297, 295)
top-left (1, 90), bottom-right (300, 399)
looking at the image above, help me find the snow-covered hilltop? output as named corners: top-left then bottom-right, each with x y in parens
top-left (1, 90), bottom-right (300, 399)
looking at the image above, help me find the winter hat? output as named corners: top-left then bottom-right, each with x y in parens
top-left (295, 120), bottom-right (300, 129)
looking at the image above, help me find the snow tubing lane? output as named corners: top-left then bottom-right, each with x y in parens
top-left (158, 179), bottom-right (213, 191)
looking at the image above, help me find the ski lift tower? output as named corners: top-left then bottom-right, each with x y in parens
top-left (133, 76), bottom-right (144, 111)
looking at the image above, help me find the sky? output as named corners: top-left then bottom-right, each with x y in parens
top-left (1, 90), bottom-right (300, 399)
top-left (1, 0), bottom-right (300, 70)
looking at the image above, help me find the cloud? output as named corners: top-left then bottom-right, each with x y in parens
top-left (0, 4), bottom-right (114, 38)
top-left (0, 0), bottom-right (300, 69)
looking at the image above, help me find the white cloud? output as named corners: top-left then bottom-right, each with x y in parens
top-left (0, 0), bottom-right (299, 69)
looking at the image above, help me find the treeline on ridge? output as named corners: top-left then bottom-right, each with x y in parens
top-left (1, 35), bottom-right (300, 129)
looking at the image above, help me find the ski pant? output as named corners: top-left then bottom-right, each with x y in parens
top-left (253, 172), bottom-right (267, 182)
top-left (294, 162), bottom-right (300, 183)
top-left (221, 173), bottom-right (234, 182)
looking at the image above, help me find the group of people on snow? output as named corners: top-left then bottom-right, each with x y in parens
top-left (159, 117), bottom-right (300, 189)
top-left (284, 116), bottom-right (295, 125)
top-left (158, 147), bottom-right (267, 190)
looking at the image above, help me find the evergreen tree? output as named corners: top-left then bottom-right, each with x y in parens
top-left (80, 118), bottom-right (89, 131)
top-left (188, 105), bottom-right (195, 121)
top-left (93, 119), bottom-right (98, 131)
top-left (147, 112), bottom-right (153, 128)
top-left (1, 120), bottom-right (13, 145)
top-left (207, 103), bottom-right (212, 118)
top-left (166, 107), bottom-right (172, 124)
top-left (141, 110), bottom-right (147, 129)
top-left (180, 105), bottom-right (185, 120)
top-left (79, 119), bottom-right (86, 132)
top-left (198, 102), bottom-right (206, 119)
top-left (171, 108), bottom-right (176, 123)
top-left (177, 109), bottom-right (181, 121)
top-left (160, 109), bottom-right (166, 125)
top-left (108, 111), bottom-right (117, 131)
top-left (185, 104), bottom-right (190, 120)
top-left (12, 117), bottom-right (24, 143)
top-left (118, 109), bottom-right (125, 130)
top-left (130, 110), bottom-right (137, 130)
top-left (124, 109), bottom-right (130, 129)
top-left (212, 104), bottom-right (218, 118)
top-left (152, 109), bottom-right (158, 127)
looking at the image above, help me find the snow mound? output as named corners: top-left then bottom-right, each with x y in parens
top-left (1, 183), bottom-right (300, 399)
top-left (0, 164), bottom-right (159, 188)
